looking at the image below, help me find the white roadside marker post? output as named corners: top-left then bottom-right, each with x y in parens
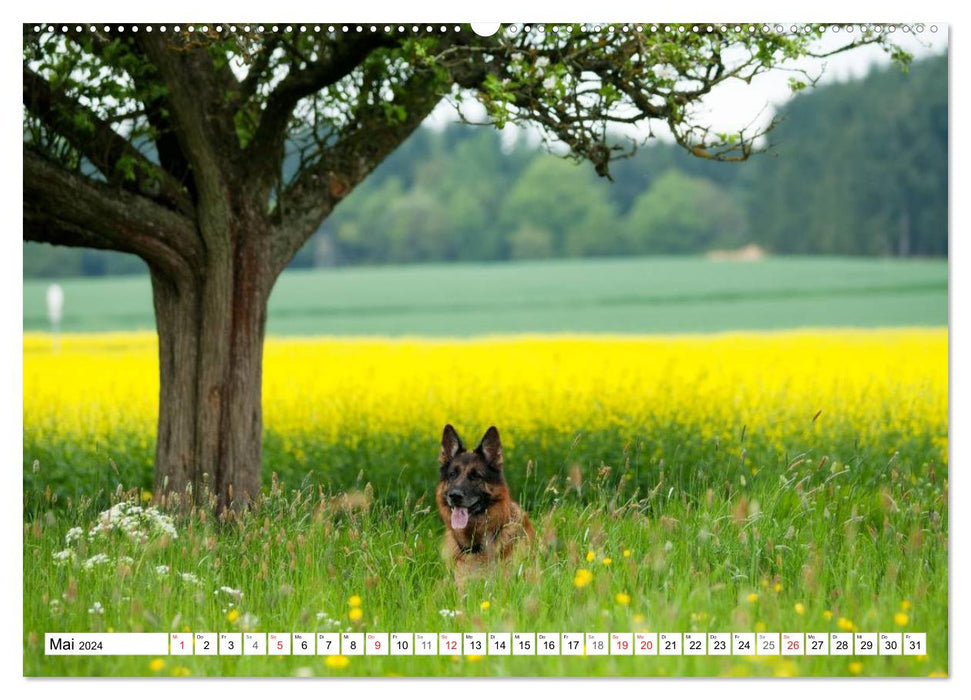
top-left (46, 283), bottom-right (64, 352)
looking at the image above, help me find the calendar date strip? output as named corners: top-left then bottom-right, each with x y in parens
top-left (45, 631), bottom-right (927, 657)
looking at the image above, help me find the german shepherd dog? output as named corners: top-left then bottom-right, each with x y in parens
top-left (437, 424), bottom-right (534, 583)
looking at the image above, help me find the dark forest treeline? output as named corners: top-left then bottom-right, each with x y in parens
top-left (24, 54), bottom-right (946, 278)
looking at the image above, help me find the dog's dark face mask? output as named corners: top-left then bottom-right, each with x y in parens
top-left (439, 424), bottom-right (506, 529)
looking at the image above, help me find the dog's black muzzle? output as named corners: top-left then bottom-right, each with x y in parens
top-left (446, 489), bottom-right (483, 512)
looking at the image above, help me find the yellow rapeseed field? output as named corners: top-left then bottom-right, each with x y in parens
top-left (23, 328), bottom-right (947, 464)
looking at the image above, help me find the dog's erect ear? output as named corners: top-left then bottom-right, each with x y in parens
top-left (440, 424), bottom-right (464, 465)
top-left (475, 426), bottom-right (503, 470)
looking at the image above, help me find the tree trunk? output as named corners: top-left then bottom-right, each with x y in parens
top-left (151, 225), bottom-right (272, 513)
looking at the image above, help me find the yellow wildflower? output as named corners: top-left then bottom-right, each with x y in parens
top-left (573, 569), bottom-right (593, 588)
top-left (794, 603), bottom-right (806, 616)
top-left (586, 550), bottom-right (595, 562)
top-left (615, 592), bottom-right (631, 605)
top-left (895, 612), bottom-right (909, 627)
top-left (349, 607), bottom-right (363, 621)
top-left (149, 658), bottom-right (165, 672)
top-left (480, 601), bottom-right (491, 611)
top-left (325, 655), bottom-right (350, 669)
top-left (226, 609), bottom-right (239, 623)
top-left (602, 557), bottom-right (612, 566)
top-left (848, 662), bottom-right (863, 675)
top-left (747, 593), bottom-right (759, 603)
top-left (348, 595), bottom-right (362, 607)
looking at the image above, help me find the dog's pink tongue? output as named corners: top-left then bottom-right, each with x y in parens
top-left (451, 507), bottom-right (469, 529)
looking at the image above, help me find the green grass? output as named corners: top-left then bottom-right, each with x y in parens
top-left (23, 256), bottom-right (947, 335)
top-left (24, 428), bottom-right (948, 677)
top-left (23, 422), bottom-right (945, 523)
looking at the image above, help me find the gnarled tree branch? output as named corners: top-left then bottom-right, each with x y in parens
top-left (24, 147), bottom-right (202, 285)
top-left (244, 32), bottom-right (400, 200)
top-left (269, 68), bottom-right (446, 275)
top-left (23, 65), bottom-right (194, 217)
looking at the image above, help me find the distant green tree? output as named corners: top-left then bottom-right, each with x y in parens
top-left (605, 140), bottom-right (743, 217)
top-left (624, 170), bottom-right (748, 254)
top-left (328, 177), bottom-right (406, 264)
top-left (508, 223), bottom-right (554, 259)
top-left (23, 242), bottom-right (147, 277)
top-left (500, 158), bottom-right (619, 257)
top-left (748, 55), bottom-right (946, 256)
top-left (384, 188), bottom-right (457, 263)
top-left (307, 125), bottom-right (534, 264)
top-left (23, 242), bottom-right (81, 278)
top-left (424, 127), bottom-right (528, 261)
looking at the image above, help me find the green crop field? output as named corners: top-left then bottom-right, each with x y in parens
top-left (23, 256), bottom-right (947, 335)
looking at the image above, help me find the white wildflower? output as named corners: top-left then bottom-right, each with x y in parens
top-left (117, 556), bottom-right (134, 565)
top-left (65, 527), bottom-right (83, 545)
top-left (542, 77), bottom-right (556, 90)
top-left (155, 565), bottom-right (170, 576)
top-left (179, 572), bottom-right (201, 585)
top-left (438, 609), bottom-right (463, 618)
top-left (83, 553), bottom-right (111, 570)
top-left (315, 612), bottom-right (341, 628)
top-left (215, 586), bottom-right (243, 600)
top-left (664, 540), bottom-right (674, 552)
top-left (88, 601), bottom-right (104, 615)
top-left (52, 549), bottom-right (75, 566)
top-left (89, 502), bottom-right (178, 544)
top-left (49, 599), bottom-right (63, 615)
top-left (511, 52), bottom-right (523, 62)
top-left (535, 56), bottom-right (550, 68)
